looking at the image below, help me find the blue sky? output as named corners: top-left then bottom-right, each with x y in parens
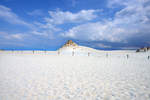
top-left (0, 0), bottom-right (150, 50)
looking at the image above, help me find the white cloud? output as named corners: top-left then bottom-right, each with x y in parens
top-left (9, 34), bottom-right (24, 40)
top-left (0, 31), bottom-right (25, 40)
top-left (27, 9), bottom-right (44, 16)
top-left (45, 9), bottom-right (100, 24)
top-left (31, 30), bottom-right (55, 39)
top-left (96, 43), bottom-right (112, 48)
top-left (31, 30), bottom-right (47, 36)
top-left (29, 9), bottom-right (99, 38)
top-left (32, 21), bottom-right (62, 39)
top-left (36, 9), bottom-right (100, 38)
top-left (34, 21), bottom-right (61, 32)
top-left (62, 22), bottom-right (125, 42)
top-left (62, 0), bottom-right (150, 43)
top-left (0, 5), bottom-right (31, 27)
top-left (120, 46), bottom-right (139, 50)
top-left (107, 0), bottom-right (128, 8)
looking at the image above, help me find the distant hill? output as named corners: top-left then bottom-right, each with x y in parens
top-left (136, 47), bottom-right (150, 52)
top-left (62, 40), bottom-right (78, 48)
top-left (58, 40), bottom-right (101, 52)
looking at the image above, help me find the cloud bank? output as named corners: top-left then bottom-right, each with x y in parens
top-left (0, 5), bottom-right (31, 27)
top-left (62, 0), bottom-right (150, 45)
top-left (45, 9), bottom-right (100, 24)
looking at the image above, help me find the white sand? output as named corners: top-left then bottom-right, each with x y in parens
top-left (0, 50), bottom-right (150, 100)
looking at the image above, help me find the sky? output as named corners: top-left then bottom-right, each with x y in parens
top-left (0, 0), bottom-right (150, 50)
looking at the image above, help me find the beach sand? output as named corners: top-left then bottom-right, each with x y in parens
top-left (0, 51), bottom-right (150, 100)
